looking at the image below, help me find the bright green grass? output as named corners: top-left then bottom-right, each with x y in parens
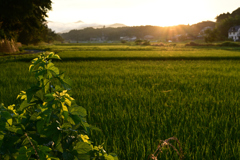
top-left (2, 48), bottom-right (240, 63)
top-left (56, 50), bottom-right (240, 59)
top-left (0, 60), bottom-right (239, 159)
top-left (22, 43), bottom-right (240, 52)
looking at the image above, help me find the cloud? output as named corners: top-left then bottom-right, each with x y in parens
top-left (47, 21), bottom-right (98, 33)
top-left (47, 21), bottom-right (127, 33)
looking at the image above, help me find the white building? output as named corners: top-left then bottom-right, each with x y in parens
top-left (228, 26), bottom-right (240, 41)
top-left (120, 36), bottom-right (137, 41)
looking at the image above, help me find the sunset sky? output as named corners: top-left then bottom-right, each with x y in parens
top-left (47, 0), bottom-right (239, 31)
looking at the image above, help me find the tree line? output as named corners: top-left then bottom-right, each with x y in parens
top-left (205, 7), bottom-right (240, 42)
top-left (61, 7), bottom-right (240, 43)
top-left (60, 21), bottom-right (215, 42)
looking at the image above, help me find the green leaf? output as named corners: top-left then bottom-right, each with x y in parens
top-left (17, 146), bottom-right (35, 160)
top-left (61, 102), bottom-right (68, 112)
top-left (103, 154), bottom-right (116, 160)
top-left (63, 111), bottom-right (69, 120)
top-left (30, 112), bottom-right (40, 121)
top-left (0, 131), bottom-right (4, 147)
top-left (49, 53), bottom-right (61, 60)
top-left (61, 123), bottom-right (72, 129)
top-left (32, 57), bottom-right (42, 65)
top-left (65, 98), bottom-right (71, 107)
top-left (54, 85), bottom-right (63, 92)
top-left (74, 142), bottom-right (92, 154)
top-left (37, 120), bottom-right (45, 133)
top-left (1, 111), bottom-right (12, 125)
top-left (17, 91), bottom-right (27, 100)
top-left (43, 78), bottom-right (50, 93)
top-left (38, 145), bottom-right (52, 153)
top-left (6, 126), bottom-right (23, 134)
top-left (47, 63), bottom-right (59, 75)
top-left (67, 116), bottom-right (75, 125)
top-left (22, 137), bottom-right (30, 146)
top-left (19, 100), bottom-right (29, 111)
top-left (7, 104), bottom-right (15, 112)
top-left (70, 115), bottom-right (82, 126)
top-left (63, 152), bottom-right (74, 160)
top-left (42, 109), bottom-right (52, 124)
top-left (69, 105), bottom-right (87, 117)
top-left (17, 146), bottom-right (29, 160)
top-left (109, 153), bottom-right (119, 160)
top-left (55, 136), bottom-right (63, 153)
top-left (29, 64), bottom-right (34, 73)
top-left (45, 93), bottom-right (55, 102)
top-left (47, 52), bottom-right (55, 59)
top-left (58, 74), bottom-right (72, 90)
top-left (43, 122), bottom-right (60, 138)
top-left (47, 70), bottom-right (53, 79)
top-left (26, 85), bottom-right (41, 103)
top-left (35, 69), bottom-right (47, 78)
top-left (20, 124), bottom-right (26, 130)
top-left (0, 121), bottom-right (6, 129)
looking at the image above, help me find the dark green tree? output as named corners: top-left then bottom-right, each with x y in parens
top-left (0, 0), bottom-right (52, 40)
top-left (204, 28), bottom-right (219, 43)
top-left (216, 15), bottom-right (240, 40)
top-left (18, 24), bottom-right (64, 45)
top-left (216, 12), bottom-right (231, 23)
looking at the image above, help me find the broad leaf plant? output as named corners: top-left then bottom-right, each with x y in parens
top-left (0, 52), bottom-right (118, 160)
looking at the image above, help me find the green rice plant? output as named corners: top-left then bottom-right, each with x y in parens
top-left (0, 45), bottom-right (240, 159)
top-left (1, 60), bottom-right (240, 159)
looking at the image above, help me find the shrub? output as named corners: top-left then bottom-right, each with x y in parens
top-left (135, 39), bottom-right (143, 45)
top-left (0, 52), bottom-right (118, 160)
top-left (142, 40), bottom-right (150, 45)
top-left (168, 44), bottom-right (177, 47)
top-left (120, 40), bottom-right (127, 44)
top-left (151, 43), bottom-right (165, 46)
top-left (218, 41), bottom-right (240, 47)
top-left (185, 42), bottom-right (199, 46)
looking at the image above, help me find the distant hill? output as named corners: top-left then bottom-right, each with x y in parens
top-left (60, 21), bottom-right (216, 42)
top-left (47, 21), bottom-right (128, 33)
top-left (107, 23), bottom-right (127, 28)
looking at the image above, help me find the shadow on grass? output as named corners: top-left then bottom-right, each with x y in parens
top-left (187, 46), bottom-right (240, 52)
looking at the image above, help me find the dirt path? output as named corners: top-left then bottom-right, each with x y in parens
top-left (0, 49), bottom-right (44, 56)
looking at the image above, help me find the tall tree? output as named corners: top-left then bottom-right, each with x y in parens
top-left (0, 0), bottom-right (52, 40)
top-left (216, 15), bottom-right (240, 39)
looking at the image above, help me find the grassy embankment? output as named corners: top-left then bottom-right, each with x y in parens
top-left (0, 43), bottom-right (239, 159)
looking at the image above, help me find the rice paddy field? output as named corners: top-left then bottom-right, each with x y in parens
top-left (0, 43), bottom-right (240, 159)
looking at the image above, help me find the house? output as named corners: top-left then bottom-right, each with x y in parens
top-left (144, 35), bottom-right (154, 40)
top-left (120, 36), bottom-right (137, 41)
top-left (228, 26), bottom-right (240, 41)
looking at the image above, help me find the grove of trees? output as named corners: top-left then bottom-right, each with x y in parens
top-left (205, 7), bottom-right (240, 42)
top-left (0, 0), bottom-right (63, 46)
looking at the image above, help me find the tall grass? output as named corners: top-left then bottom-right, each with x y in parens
top-left (0, 59), bottom-right (239, 159)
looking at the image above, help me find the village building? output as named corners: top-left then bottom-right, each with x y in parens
top-left (120, 36), bottom-right (137, 41)
top-left (143, 35), bottom-right (154, 40)
top-left (228, 25), bottom-right (240, 41)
